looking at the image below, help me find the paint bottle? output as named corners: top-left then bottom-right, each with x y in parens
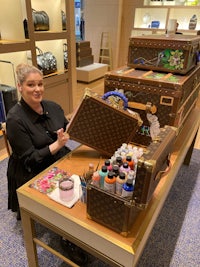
top-left (98, 165), bottom-right (108, 189)
top-left (127, 170), bottom-right (136, 187)
top-left (104, 171), bottom-right (116, 193)
top-left (91, 171), bottom-right (101, 187)
top-left (112, 165), bottom-right (119, 178)
top-left (120, 162), bottom-right (131, 177)
top-left (85, 163), bottom-right (94, 182)
top-left (104, 159), bottom-right (113, 171)
top-left (121, 179), bottom-right (134, 199)
top-left (124, 155), bottom-right (134, 170)
top-left (116, 156), bottom-right (123, 167)
top-left (116, 172), bottom-right (126, 196)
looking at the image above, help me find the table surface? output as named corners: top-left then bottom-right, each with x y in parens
top-left (17, 100), bottom-right (200, 267)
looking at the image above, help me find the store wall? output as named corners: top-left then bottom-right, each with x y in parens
top-left (84, 0), bottom-right (122, 69)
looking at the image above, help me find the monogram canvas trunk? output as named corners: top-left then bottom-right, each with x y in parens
top-left (87, 125), bottom-right (177, 236)
top-left (128, 34), bottom-right (200, 74)
top-left (67, 90), bottom-right (142, 156)
top-left (104, 65), bottom-right (200, 145)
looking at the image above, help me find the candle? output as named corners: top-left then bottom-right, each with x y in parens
top-left (59, 177), bottom-right (74, 202)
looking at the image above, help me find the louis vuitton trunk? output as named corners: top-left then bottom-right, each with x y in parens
top-left (67, 90), bottom-right (142, 156)
top-left (87, 125), bottom-right (177, 236)
top-left (127, 34), bottom-right (200, 74)
top-left (104, 65), bottom-right (200, 145)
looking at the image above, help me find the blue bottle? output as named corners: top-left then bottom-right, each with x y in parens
top-left (121, 179), bottom-right (134, 199)
top-left (98, 165), bottom-right (108, 189)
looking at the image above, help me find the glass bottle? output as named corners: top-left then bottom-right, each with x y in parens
top-left (104, 159), bottom-right (113, 171)
top-left (98, 165), bottom-right (108, 189)
top-left (91, 171), bottom-right (101, 187)
top-left (104, 171), bottom-right (116, 193)
top-left (121, 179), bottom-right (134, 199)
top-left (116, 172), bottom-right (126, 196)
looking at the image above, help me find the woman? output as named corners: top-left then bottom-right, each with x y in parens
top-left (7, 63), bottom-right (88, 266)
top-left (6, 63), bottom-right (70, 219)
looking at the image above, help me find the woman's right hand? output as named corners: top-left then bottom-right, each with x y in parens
top-left (49, 128), bottom-right (70, 155)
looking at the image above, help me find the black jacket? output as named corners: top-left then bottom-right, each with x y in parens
top-left (6, 98), bottom-right (70, 211)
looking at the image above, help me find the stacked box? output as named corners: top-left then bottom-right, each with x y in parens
top-left (127, 34), bottom-right (200, 74)
top-left (76, 41), bottom-right (94, 67)
top-left (104, 65), bottom-right (200, 145)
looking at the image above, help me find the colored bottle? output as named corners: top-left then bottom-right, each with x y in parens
top-left (98, 165), bottom-right (108, 189)
top-left (104, 159), bottom-right (113, 171)
top-left (127, 170), bottom-right (136, 187)
top-left (104, 171), bottom-right (116, 193)
top-left (85, 163), bottom-right (94, 182)
top-left (112, 165), bottom-right (119, 177)
top-left (114, 156), bottom-right (123, 167)
top-left (121, 179), bottom-right (134, 199)
top-left (120, 162), bottom-right (131, 176)
top-left (116, 172), bottom-right (126, 196)
top-left (125, 155), bottom-right (134, 170)
top-left (91, 171), bottom-right (101, 187)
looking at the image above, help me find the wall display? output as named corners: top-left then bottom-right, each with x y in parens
top-left (61, 10), bottom-right (66, 30)
top-left (0, 0), bottom-right (76, 115)
top-left (32, 9), bottom-right (50, 31)
top-left (36, 47), bottom-right (57, 75)
top-left (63, 43), bottom-right (68, 70)
top-left (189, 14), bottom-right (197, 29)
top-left (134, 1), bottom-right (200, 36)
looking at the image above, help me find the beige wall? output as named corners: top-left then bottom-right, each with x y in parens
top-left (84, 0), bottom-right (122, 69)
top-left (84, 0), bottom-right (141, 69)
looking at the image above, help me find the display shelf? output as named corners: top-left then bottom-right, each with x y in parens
top-left (0, 0), bottom-right (77, 115)
top-left (34, 31), bottom-right (67, 41)
top-left (134, 8), bottom-right (168, 29)
top-left (0, 40), bottom-right (30, 53)
top-left (133, 1), bottom-right (200, 34)
top-left (144, 0), bottom-right (200, 6)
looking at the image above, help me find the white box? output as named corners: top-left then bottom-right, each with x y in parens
top-left (76, 63), bottom-right (108, 83)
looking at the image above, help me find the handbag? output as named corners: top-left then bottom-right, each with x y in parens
top-left (61, 10), bottom-right (66, 30)
top-left (36, 47), bottom-right (57, 75)
top-left (32, 9), bottom-right (49, 31)
top-left (63, 43), bottom-right (68, 69)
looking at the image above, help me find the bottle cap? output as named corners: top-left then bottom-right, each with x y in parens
top-left (107, 171), bottom-right (114, 179)
top-left (112, 165), bottom-right (119, 177)
top-left (126, 155), bottom-right (132, 161)
top-left (116, 156), bottom-right (122, 163)
top-left (123, 162), bottom-right (129, 168)
top-left (126, 178), bottom-right (133, 186)
top-left (119, 172), bottom-right (126, 180)
top-left (101, 165), bottom-right (108, 172)
top-left (104, 160), bottom-right (111, 166)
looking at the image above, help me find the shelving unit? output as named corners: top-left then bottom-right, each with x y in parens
top-left (131, 0), bottom-right (200, 36)
top-left (0, 0), bottom-right (77, 115)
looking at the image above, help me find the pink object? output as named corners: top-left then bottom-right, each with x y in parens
top-left (59, 178), bottom-right (74, 202)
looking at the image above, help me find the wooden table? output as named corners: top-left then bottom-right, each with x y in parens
top-left (17, 102), bottom-right (200, 267)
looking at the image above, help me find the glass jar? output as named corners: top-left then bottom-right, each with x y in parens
top-left (59, 177), bottom-right (74, 202)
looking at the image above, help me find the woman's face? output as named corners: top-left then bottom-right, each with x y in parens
top-left (19, 72), bottom-right (44, 106)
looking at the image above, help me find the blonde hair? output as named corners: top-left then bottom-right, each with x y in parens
top-left (16, 63), bottom-right (43, 85)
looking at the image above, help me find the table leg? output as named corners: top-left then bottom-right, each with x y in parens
top-left (20, 208), bottom-right (38, 267)
top-left (183, 131), bottom-right (198, 166)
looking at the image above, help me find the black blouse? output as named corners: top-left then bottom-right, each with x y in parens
top-left (6, 98), bottom-right (70, 211)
